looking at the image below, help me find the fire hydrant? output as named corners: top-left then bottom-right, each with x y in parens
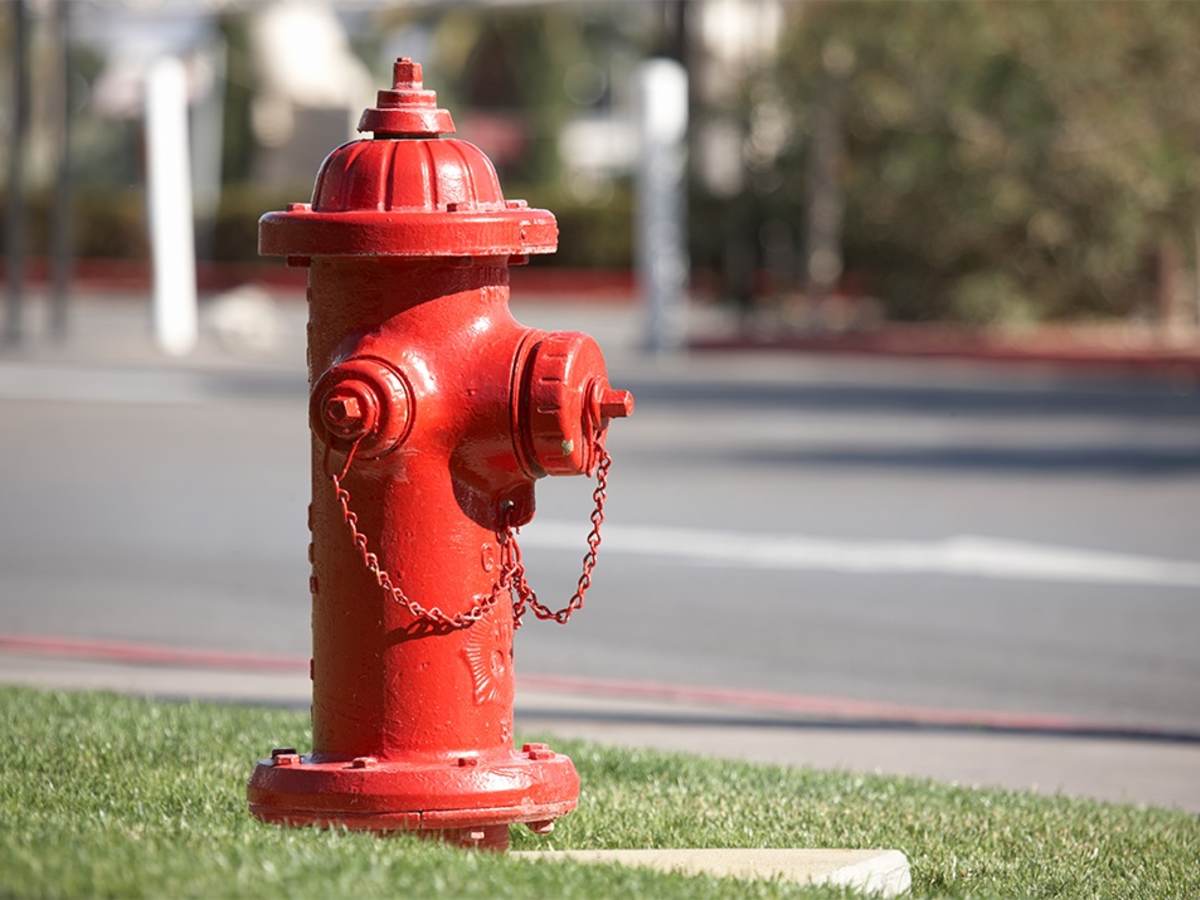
top-left (245, 59), bottom-right (633, 851)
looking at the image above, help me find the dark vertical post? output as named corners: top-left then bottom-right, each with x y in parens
top-left (5, 0), bottom-right (30, 346)
top-left (49, 0), bottom-right (74, 340)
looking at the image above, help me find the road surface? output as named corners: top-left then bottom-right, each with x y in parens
top-left (2, 297), bottom-right (1198, 807)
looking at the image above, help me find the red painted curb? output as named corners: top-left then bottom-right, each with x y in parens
top-left (0, 634), bottom-right (303, 673)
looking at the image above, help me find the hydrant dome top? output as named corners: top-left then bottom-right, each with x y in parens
top-left (311, 139), bottom-right (505, 214)
top-left (258, 57), bottom-right (557, 259)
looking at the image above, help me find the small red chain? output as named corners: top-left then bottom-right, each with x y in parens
top-left (325, 437), bottom-right (611, 631)
top-left (505, 446), bottom-right (610, 628)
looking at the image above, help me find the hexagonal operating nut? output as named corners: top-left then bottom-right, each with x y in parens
top-left (324, 394), bottom-right (360, 427)
top-left (321, 383), bottom-right (375, 440)
top-left (590, 382), bottom-right (635, 422)
top-left (310, 357), bottom-right (413, 458)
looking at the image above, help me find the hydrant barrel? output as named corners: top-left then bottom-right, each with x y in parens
top-left (246, 59), bottom-right (632, 850)
top-left (306, 261), bottom-right (530, 761)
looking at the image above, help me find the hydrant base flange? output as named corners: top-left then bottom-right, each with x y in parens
top-left (247, 749), bottom-right (578, 843)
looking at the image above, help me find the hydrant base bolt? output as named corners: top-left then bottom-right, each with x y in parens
top-left (350, 756), bottom-right (376, 769)
top-left (527, 820), bottom-right (555, 835)
top-left (270, 749), bottom-right (301, 767)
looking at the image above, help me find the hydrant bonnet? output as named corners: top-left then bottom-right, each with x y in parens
top-left (258, 58), bottom-right (556, 259)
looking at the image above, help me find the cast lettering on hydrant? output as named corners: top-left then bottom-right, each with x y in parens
top-left (245, 59), bottom-right (633, 851)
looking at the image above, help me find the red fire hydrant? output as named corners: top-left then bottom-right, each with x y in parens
top-left (245, 59), bottom-right (632, 850)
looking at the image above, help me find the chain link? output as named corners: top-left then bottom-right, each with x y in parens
top-left (325, 436), bottom-right (612, 631)
top-left (504, 447), bottom-right (610, 628)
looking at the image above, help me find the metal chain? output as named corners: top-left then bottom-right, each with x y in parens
top-left (325, 436), bottom-right (611, 631)
top-left (504, 446), bottom-right (610, 628)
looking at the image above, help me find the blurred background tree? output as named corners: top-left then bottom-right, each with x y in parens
top-left (4, 0), bottom-right (1200, 328)
top-left (769, 0), bottom-right (1200, 324)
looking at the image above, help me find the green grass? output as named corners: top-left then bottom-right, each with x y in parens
top-left (0, 687), bottom-right (1196, 898)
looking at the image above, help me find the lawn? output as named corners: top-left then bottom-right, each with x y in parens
top-left (1, 686), bottom-right (1196, 898)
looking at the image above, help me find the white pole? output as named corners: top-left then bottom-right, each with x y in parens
top-left (636, 57), bottom-right (689, 355)
top-left (145, 57), bottom-right (198, 356)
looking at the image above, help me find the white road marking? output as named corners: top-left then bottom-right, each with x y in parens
top-left (0, 363), bottom-right (212, 404)
top-left (524, 521), bottom-right (1200, 589)
top-left (0, 363), bottom-right (293, 405)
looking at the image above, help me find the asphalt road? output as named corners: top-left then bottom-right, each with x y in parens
top-left (3, 300), bottom-right (1199, 739)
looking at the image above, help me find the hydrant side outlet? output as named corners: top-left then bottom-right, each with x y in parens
top-left (246, 59), bottom-right (633, 852)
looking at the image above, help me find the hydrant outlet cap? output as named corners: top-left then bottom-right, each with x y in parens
top-left (520, 332), bottom-right (631, 477)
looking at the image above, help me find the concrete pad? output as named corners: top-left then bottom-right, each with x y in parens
top-left (513, 848), bottom-right (911, 896)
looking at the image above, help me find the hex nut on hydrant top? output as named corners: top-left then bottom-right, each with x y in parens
top-left (246, 58), bottom-right (634, 850)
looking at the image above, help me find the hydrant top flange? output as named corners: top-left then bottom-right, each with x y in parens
top-left (258, 57), bottom-right (557, 259)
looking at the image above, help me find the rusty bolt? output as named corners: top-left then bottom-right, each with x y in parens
top-left (350, 756), bottom-right (377, 769)
top-left (457, 756), bottom-right (478, 767)
top-left (522, 742), bottom-right (554, 761)
top-left (599, 388), bottom-right (634, 419)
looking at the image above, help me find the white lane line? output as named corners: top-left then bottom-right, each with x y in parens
top-left (524, 521), bottom-right (1200, 589)
top-left (0, 363), bottom-right (299, 405)
top-left (0, 364), bottom-right (208, 404)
